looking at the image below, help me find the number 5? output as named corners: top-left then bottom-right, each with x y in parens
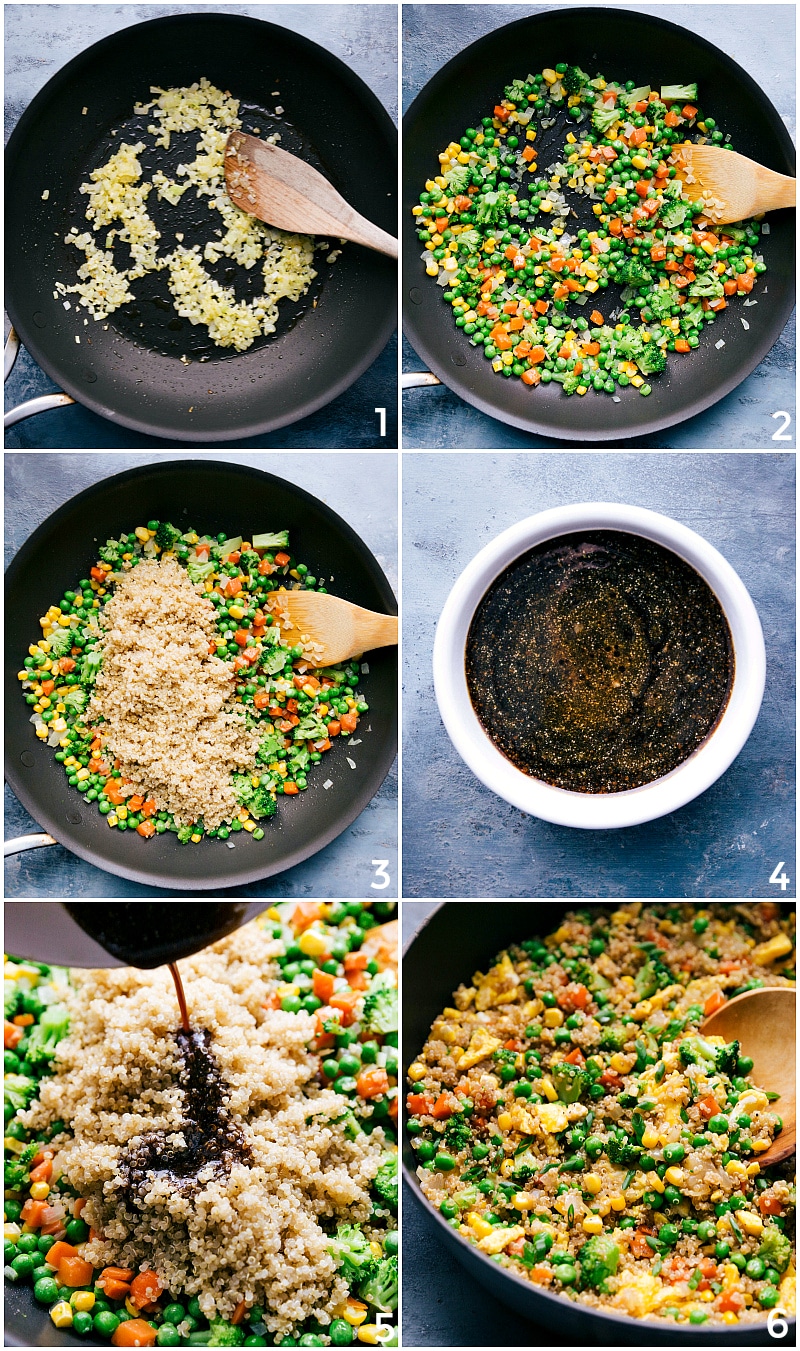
top-left (371, 859), bottom-right (390, 889)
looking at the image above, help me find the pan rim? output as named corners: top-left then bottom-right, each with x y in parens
top-left (5, 10), bottom-right (398, 443)
top-left (4, 458), bottom-right (398, 891)
top-left (402, 4), bottom-right (796, 444)
top-left (401, 899), bottom-right (797, 1342)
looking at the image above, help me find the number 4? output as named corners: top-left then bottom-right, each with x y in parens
top-left (769, 861), bottom-right (791, 891)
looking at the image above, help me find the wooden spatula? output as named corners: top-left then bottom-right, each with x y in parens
top-left (672, 143), bottom-right (796, 225)
top-left (266, 591), bottom-right (398, 667)
top-left (225, 132), bottom-right (398, 258)
top-left (702, 985), bottom-right (795, 1166)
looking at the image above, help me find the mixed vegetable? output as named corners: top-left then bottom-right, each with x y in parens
top-left (4, 901), bottom-right (398, 1346)
top-left (18, 523), bottom-right (369, 844)
top-left (407, 904), bottom-right (795, 1324)
top-left (415, 65), bottom-right (767, 397)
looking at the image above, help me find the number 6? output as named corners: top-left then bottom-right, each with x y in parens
top-left (768, 1307), bottom-right (788, 1339)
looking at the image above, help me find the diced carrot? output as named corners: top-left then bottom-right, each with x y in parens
top-left (406, 1093), bottom-right (434, 1116)
top-left (737, 272), bottom-right (756, 293)
top-left (30, 1158), bottom-right (53, 1184)
top-left (600, 1069), bottom-right (621, 1090)
top-left (340, 713), bottom-right (358, 734)
top-left (493, 105), bottom-right (510, 122)
top-left (59, 1255), bottom-right (95, 1287)
top-left (103, 779), bottom-right (127, 806)
top-left (529, 346), bottom-right (546, 364)
top-left (327, 720), bottom-right (341, 737)
top-left (583, 341), bottom-right (601, 356)
top-left (590, 310), bottom-right (604, 326)
top-left (634, 180), bottom-right (649, 198)
top-left (759, 1194), bottom-right (784, 1216)
top-left (74, 1199), bottom-right (87, 1218)
top-left (58, 657), bottom-right (77, 674)
top-left (232, 1300), bottom-right (248, 1327)
top-left (629, 126), bottom-right (647, 145)
top-left (682, 104), bottom-right (698, 118)
top-left (234, 629), bottom-right (249, 647)
top-left (356, 1067), bottom-right (390, 1099)
top-left (630, 1227), bottom-right (656, 1259)
top-left (127, 795), bottom-right (144, 811)
top-left (453, 195), bottom-right (472, 213)
top-left (258, 559), bottom-right (273, 575)
top-left (141, 800), bottom-right (157, 818)
top-left (312, 969), bottom-right (335, 1003)
top-left (709, 297), bottom-right (727, 311)
top-left (39, 1209), bottom-right (68, 1237)
top-left (99, 1266), bottom-right (135, 1284)
top-left (664, 110), bottom-right (681, 127)
top-left (111, 1319), bottom-right (158, 1347)
top-left (556, 983), bottom-right (590, 1011)
top-left (521, 145), bottom-right (536, 162)
top-left (283, 781), bottom-right (299, 795)
top-left (549, 256), bottom-right (565, 272)
top-left (552, 283), bottom-right (569, 300)
top-left (608, 218), bottom-right (623, 235)
top-left (431, 1093), bottom-right (454, 1120)
top-left (674, 338), bottom-right (691, 353)
top-left (243, 647), bottom-right (259, 664)
top-left (101, 1277), bottom-right (132, 1301)
top-left (633, 100), bottom-right (648, 114)
top-left (329, 988), bottom-right (360, 1026)
top-left (41, 679), bottom-right (55, 696)
top-left (704, 991), bottom-right (726, 1017)
top-left (274, 552), bottom-right (290, 566)
top-left (718, 1292), bottom-right (745, 1314)
top-left (697, 1094), bottom-right (719, 1120)
top-left (4, 1021), bottom-right (24, 1049)
top-left (14, 1013), bottom-right (34, 1026)
top-left (90, 566), bottom-right (105, 581)
top-left (531, 1265), bottom-right (554, 1285)
top-left (129, 1271), bottom-right (163, 1309)
top-left (136, 820), bottom-right (156, 838)
top-left (508, 317), bottom-right (525, 332)
top-left (722, 279), bottom-right (738, 295)
top-left (521, 368), bottom-right (540, 386)
top-left (344, 952), bottom-right (369, 972)
top-left (563, 1047), bottom-right (586, 1066)
top-left (46, 1241), bottom-right (77, 1270)
top-left (534, 299), bottom-right (549, 314)
top-left (650, 244), bottom-right (667, 261)
top-left (388, 1096), bottom-right (398, 1121)
top-left (20, 1199), bottom-right (49, 1228)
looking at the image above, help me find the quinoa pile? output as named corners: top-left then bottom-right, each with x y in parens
top-left (87, 557), bottom-right (260, 830)
top-left (407, 903), bottom-right (795, 1327)
top-left (22, 920), bottom-right (391, 1336)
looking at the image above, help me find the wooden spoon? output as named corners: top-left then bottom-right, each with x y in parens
top-left (225, 132), bottom-right (398, 258)
top-left (266, 591), bottom-right (397, 667)
top-left (672, 143), bottom-right (796, 225)
top-left (702, 986), bottom-right (795, 1165)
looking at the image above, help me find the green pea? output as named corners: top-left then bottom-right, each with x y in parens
top-left (440, 1198), bottom-right (457, 1219)
top-left (329, 1321), bottom-right (355, 1347)
top-left (162, 1303), bottom-right (187, 1324)
top-left (553, 1264), bottom-right (576, 1285)
top-left (434, 1152), bottom-right (456, 1172)
top-left (758, 1286), bottom-right (779, 1308)
top-left (34, 1275), bottom-right (60, 1304)
top-left (72, 1311), bottom-right (95, 1337)
top-left (696, 1220), bottom-right (716, 1242)
top-left (65, 1217), bottom-right (90, 1244)
top-left (472, 1142), bottom-right (489, 1159)
top-left (658, 1224), bottom-right (679, 1247)
top-left (334, 1076), bottom-right (358, 1095)
top-left (715, 1241), bottom-right (731, 1258)
top-left (708, 1114), bottom-right (728, 1134)
top-left (11, 1252), bottom-right (37, 1279)
top-left (745, 1257), bottom-right (766, 1279)
top-left (662, 1143), bottom-right (685, 1164)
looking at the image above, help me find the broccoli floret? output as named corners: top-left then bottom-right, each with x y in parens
top-left (47, 627), bottom-right (74, 659)
top-left (606, 1135), bottom-right (641, 1166)
top-left (4, 1073), bottom-right (37, 1116)
top-left (256, 733), bottom-right (282, 764)
top-left (338, 1108), bottom-right (364, 1141)
top-left (154, 522), bottom-right (182, 550)
top-left (504, 78), bottom-right (530, 104)
top-left (622, 84), bottom-right (651, 108)
top-left (252, 531), bottom-right (290, 554)
top-left (678, 1034), bottom-right (720, 1070)
top-left (186, 559), bottom-right (215, 585)
top-left (592, 103), bottom-right (620, 135)
top-left (660, 84), bottom-right (698, 103)
top-left (457, 228), bottom-right (481, 255)
top-left (689, 272), bottom-right (724, 299)
top-left (599, 1025), bottom-right (629, 1052)
top-left (359, 1256), bottom-right (398, 1314)
top-left (98, 539), bottom-right (122, 565)
top-left (648, 101), bottom-right (668, 122)
top-left (80, 648), bottom-right (103, 686)
top-left (444, 163), bottom-right (472, 195)
top-left (681, 302), bottom-right (705, 330)
top-left (444, 1116), bottom-right (473, 1152)
top-left (636, 343), bottom-right (667, 376)
top-left (327, 1223), bottom-right (377, 1284)
top-left (293, 714), bottom-right (329, 741)
top-left (24, 1003), bottom-right (69, 1070)
top-left (249, 785), bottom-right (276, 821)
top-left (475, 189), bottom-right (511, 226)
top-left (552, 1062), bottom-right (587, 1104)
top-left (373, 1155), bottom-right (398, 1212)
top-left (563, 65), bottom-right (590, 95)
top-left (614, 259), bottom-right (653, 289)
top-left (262, 647), bottom-right (290, 677)
top-left (207, 1319), bottom-right (245, 1346)
top-left (562, 371), bottom-right (583, 396)
top-left (659, 199), bottom-right (688, 229)
top-left (758, 1227), bottom-right (792, 1274)
top-left (62, 687), bottom-right (88, 714)
top-left (647, 288), bottom-right (676, 319)
top-left (362, 972), bottom-right (398, 1036)
top-left (579, 1234), bottom-right (621, 1292)
top-left (176, 825), bottom-right (193, 845)
top-left (714, 1039), bottom-right (740, 1075)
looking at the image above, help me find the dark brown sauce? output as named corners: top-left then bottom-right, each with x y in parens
top-left (64, 903), bottom-right (252, 969)
top-left (465, 530), bottom-right (734, 793)
top-left (169, 963), bottom-right (190, 1035)
top-left (117, 1029), bottom-right (251, 1208)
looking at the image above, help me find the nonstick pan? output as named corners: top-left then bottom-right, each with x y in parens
top-left (5, 460), bottom-right (397, 890)
top-left (403, 902), bottom-right (795, 1347)
top-left (5, 11), bottom-right (397, 443)
top-left (403, 7), bottom-right (796, 442)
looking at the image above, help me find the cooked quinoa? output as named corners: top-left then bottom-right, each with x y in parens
top-left (407, 903), bottom-right (796, 1327)
top-left (59, 79), bottom-right (319, 350)
top-left (13, 907), bottom-right (399, 1340)
top-left (87, 557), bottom-right (260, 831)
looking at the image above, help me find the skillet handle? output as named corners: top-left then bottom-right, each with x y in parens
top-left (402, 371), bottom-right (441, 388)
top-left (4, 327), bottom-right (75, 428)
top-left (4, 833), bottom-right (59, 858)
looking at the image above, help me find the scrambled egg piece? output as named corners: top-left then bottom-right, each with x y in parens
top-left (457, 1027), bottom-right (501, 1070)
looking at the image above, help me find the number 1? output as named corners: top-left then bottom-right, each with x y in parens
top-left (375, 407), bottom-right (387, 437)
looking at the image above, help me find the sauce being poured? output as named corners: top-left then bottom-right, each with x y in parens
top-left (117, 1028), bottom-right (251, 1207)
top-left (465, 530), bottom-right (734, 793)
top-left (169, 962), bottom-right (190, 1035)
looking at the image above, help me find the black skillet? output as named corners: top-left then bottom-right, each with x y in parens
top-left (5, 11), bottom-right (396, 443)
top-left (403, 902), bottom-right (795, 1346)
top-left (4, 460), bottom-right (397, 891)
top-left (403, 7), bottom-right (796, 442)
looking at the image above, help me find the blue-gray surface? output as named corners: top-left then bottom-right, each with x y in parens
top-left (4, 4), bottom-right (398, 449)
top-left (402, 3), bottom-right (796, 450)
top-left (5, 452), bottom-right (398, 898)
top-left (402, 453), bottom-right (795, 898)
top-left (401, 900), bottom-right (569, 1347)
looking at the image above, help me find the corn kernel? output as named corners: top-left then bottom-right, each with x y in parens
top-left (50, 1302), bottom-right (74, 1329)
top-left (4, 1137), bottom-right (26, 1156)
top-left (107, 814), bottom-right (118, 828)
top-left (664, 1166), bottom-right (685, 1186)
top-left (722, 1313), bottom-right (739, 1325)
top-left (746, 1162), bottom-right (760, 1177)
top-left (543, 1008), bottom-right (563, 1028)
top-left (500, 1158), bottom-right (515, 1178)
top-left (467, 1212), bottom-right (495, 1240)
top-left (582, 1215), bottom-right (603, 1234)
top-left (116, 806), bottom-right (128, 821)
top-left (540, 1077), bottom-right (558, 1102)
top-left (542, 68), bottom-right (557, 85)
top-left (630, 154), bottom-right (648, 171)
top-left (646, 1172), bottom-right (665, 1194)
top-left (725, 1160), bottom-right (747, 1177)
top-left (70, 1291), bottom-right (95, 1311)
top-left (584, 1173), bottom-right (602, 1195)
top-left (228, 605), bottom-right (245, 620)
top-left (514, 1192), bottom-right (538, 1210)
top-left (30, 1181), bottom-right (50, 1201)
top-left (342, 1301), bottom-right (368, 1329)
top-left (609, 1053), bottom-right (632, 1074)
top-left (737, 1212), bottom-right (763, 1237)
top-left (641, 1126), bottom-right (659, 1150)
top-left (4, 1223), bottom-right (21, 1242)
top-left (497, 1112), bottom-right (513, 1131)
top-left (408, 1063), bottom-right (426, 1082)
top-left (358, 1326), bottom-right (390, 1345)
top-left (610, 1195), bottom-right (626, 1212)
top-left (298, 929), bottom-right (328, 958)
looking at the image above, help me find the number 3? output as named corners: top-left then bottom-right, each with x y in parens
top-left (371, 859), bottom-right (390, 889)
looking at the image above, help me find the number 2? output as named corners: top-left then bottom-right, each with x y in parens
top-left (769, 861), bottom-right (791, 892)
top-left (371, 859), bottom-right (390, 889)
top-left (771, 410), bottom-right (792, 441)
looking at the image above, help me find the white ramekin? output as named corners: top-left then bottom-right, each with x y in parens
top-left (433, 503), bottom-right (766, 830)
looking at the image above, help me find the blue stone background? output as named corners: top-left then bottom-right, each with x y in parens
top-left (5, 452), bottom-right (398, 897)
top-left (402, 3), bottom-right (796, 449)
top-left (402, 452), bottom-right (795, 898)
top-left (4, 4), bottom-right (398, 449)
top-left (401, 899), bottom-right (570, 1347)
